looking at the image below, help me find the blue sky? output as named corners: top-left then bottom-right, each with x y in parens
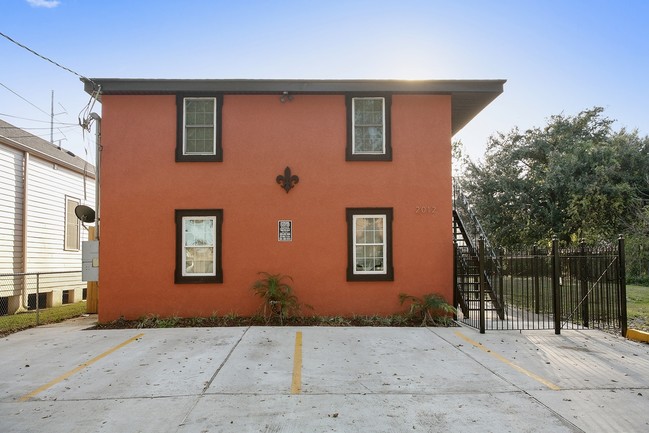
top-left (1, 0), bottom-right (648, 163)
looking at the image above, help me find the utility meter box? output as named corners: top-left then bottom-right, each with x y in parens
top-left (82, 240), bottom-right (99, 282)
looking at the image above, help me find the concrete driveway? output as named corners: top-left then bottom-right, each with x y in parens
top-left (1, 316), bottom-right (648, 432)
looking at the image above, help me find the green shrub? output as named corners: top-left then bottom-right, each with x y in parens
top-left (251, 272), bottom-right (301, 324)
top-left (399, 292), bottom-right (456, 326)
top-left (627, 275), bottom-right (649, 286)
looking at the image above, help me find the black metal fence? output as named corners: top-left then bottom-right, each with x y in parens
top-left (455, 237), bottom-right (627, 336)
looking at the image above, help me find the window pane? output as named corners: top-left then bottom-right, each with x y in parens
top-left (184, 218), bottom-right (214, 246)
top-left (373, 219), bottom-right (383, 242)
top-left (354, 99), bottom-right (383, 124)
top-left (353, 215), bottom-right (386, 274)
top-left (184, 98), bottom-right (216, 155)
top-left (186, 127), bottom-right (215, 154)
top-left (185, 247), bottom-right (214, 274)
top-left (356, 246), bottom-right (372, 271)
top-left (347, 208), bottom-right (392, 280)
top-left (185, 99), bottom-right (214, 126)
top-left (353, 98), bottom-right (384, 154)
top-left (370, 246), bottom-right (384, 271)
top-left (176, 210), bottom-right (223, 283)
top-left (355, 218), bottom-right (367, 242)
top-left (357, 218), bottom-right (383, 243)
top-left (182, 216), bottom-right (216, 276)
top-left (355, 126), bottom-right (384, 153)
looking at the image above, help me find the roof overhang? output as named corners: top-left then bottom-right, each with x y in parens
top-left (83, 78), bottom-right (505, 136)
top-left (0, 119), bottom-right (95, 177)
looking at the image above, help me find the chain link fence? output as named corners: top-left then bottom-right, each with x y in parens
top-left (0, 271), bottom-right (85, 322)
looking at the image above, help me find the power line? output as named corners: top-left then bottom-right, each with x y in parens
top-left (0, 81), bottom-right (50, 117)
top-left (0, 82), bottom-right (85, 142)
top-left (0, 31), bottom-right (100, 145)
top-left (0, 125), bottom-right (77, 131)
top-left (0, 112), bottom-right (78, 126)
top-left (0, 31), bottom-right (97, 87)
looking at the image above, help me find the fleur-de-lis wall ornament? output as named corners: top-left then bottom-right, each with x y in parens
top-left (276, 166), bottom-right (299, 193)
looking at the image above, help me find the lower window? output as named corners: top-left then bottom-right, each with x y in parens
top-left (175, 209), bottom-right (223, 284)
top-left (346, 208), bottom-right (393, 281)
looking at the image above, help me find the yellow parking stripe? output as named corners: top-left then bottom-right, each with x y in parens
top-left (19, 333), bottom-right (144, 402)
top-left (627, 329), bottom-right (649, 343)
top-left (291, 331), bottom-right (302, 394)
top-left (454, 331), bottom-right (560, 391)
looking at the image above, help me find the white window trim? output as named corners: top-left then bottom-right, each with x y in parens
top-left (183, 97), bottom-right (217, 156)
top-left (64, 196), bottom-right (80, 251)
top-left (351, 97), bottom-right (386, 155)
top-left (352, 214), bottom-right (387, 275)
top-left (181, 215), bottom-right (217, 277)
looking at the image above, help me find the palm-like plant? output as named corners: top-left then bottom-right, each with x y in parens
top-left (399, 292), bottom-right (456, 326)
top-left (251, 272), bottom-right (300, 324)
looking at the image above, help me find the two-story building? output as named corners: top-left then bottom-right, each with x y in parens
top-left (82, 79), bottom-right (504, 322)
top-left (0, 119), bottom-right (95, 314)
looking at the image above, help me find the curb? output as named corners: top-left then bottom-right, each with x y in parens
top-left (626, 329), bottom-right (649, 343)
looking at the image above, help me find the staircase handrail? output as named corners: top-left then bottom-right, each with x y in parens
top-left (453, 186), bottom-right (499, 265)
top-left (453, 183), bottom-right (505, 320)
top-left (452, 209), bottom-right (477, 256)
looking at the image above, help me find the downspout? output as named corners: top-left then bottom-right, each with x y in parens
top-left (21, 152), bottom-right (29, 310)
top-left (90, 112), bottom-right (101, 239)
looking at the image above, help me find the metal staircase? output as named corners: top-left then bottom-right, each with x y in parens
top-left (453, 186), bottom-right (505, 321)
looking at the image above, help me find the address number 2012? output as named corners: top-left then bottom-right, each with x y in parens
top-left (416, 206), bottom-right (437, 215)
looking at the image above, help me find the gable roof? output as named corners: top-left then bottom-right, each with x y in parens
top-left (0, 118), bottom-right (95, 176)
top-left (83, 78), bottom-right (505, 136)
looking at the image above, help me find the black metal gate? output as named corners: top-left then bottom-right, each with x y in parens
top-left (454, 236), bottom-right (628, 336)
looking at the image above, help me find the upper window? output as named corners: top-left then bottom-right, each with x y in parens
top-left (64, 196), bottom-right (80, 251)
top-left (175, 209), bottom-right (223, 284)
top-left (176, 95), bottom-right (223, 162)
top-left (346, 95), bottom-right (392, 161)
top-left (346, 208), bottom-right (394, 281)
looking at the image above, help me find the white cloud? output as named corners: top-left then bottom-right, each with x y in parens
top-left (26, 0), bottom-right (61, 8)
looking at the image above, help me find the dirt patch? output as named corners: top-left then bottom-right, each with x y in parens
top-left (628, 316), bottom-right (649, 333)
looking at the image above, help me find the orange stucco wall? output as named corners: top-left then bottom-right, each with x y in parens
top-left (98, 93), bottom-right (453, 321)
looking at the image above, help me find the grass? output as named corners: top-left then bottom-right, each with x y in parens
top-left (627, 285), bottom-right (649, 332)
top-left (0, 302), bottom-right (88, 337)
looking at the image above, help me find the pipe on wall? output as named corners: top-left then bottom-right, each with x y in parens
top-left (90, 113), bottom-right (101, 239)
top-left (21, 151), bottom-right (29, 310)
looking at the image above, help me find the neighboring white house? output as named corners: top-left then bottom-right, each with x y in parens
top-left (0, 119), bottom-right (95, 314)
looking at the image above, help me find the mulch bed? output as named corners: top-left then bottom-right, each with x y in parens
top-left (93, 314), bottom-right (458, 330)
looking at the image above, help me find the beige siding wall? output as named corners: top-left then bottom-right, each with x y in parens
top-left (0, 142), bottom-right (24, 274)
top-left (25, 156), bottom-right (95, 272)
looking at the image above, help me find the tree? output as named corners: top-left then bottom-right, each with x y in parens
top-left (626, 208), bottom-right (649, 282)
top-left (458, 107), bottom-right (649, 247)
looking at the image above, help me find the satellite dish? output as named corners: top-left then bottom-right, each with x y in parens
top-left (74, 205), bottom-right (96, 223)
